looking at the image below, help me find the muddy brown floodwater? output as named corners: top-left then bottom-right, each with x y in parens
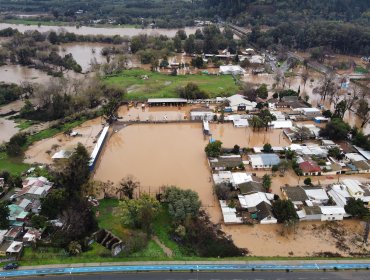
top-left (93, 123), bottom-right (222, 222)
top-left (210, 123), bottom-right (290, 148)
top-left (0, 117), bottom-right (19, 143)
top-left (24, 117), bottom-right (105, 165)
top-left (58, 42), bottom-right (108, 72)
top-left (0, 23), bottom-right (200, 37)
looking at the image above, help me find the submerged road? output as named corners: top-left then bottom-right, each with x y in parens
top-left (1, 263), bottom-right (370, 278)
top-left (13, 271), bottom-right (370, 280)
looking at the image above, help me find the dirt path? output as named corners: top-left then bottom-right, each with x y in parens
top-left (152, 236), bottom-right (173, 257)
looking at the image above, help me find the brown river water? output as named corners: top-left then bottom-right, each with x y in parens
top-left (0, 23), bottom-right (199, 37)
top-left (0, 117), bottom-right (19, 143)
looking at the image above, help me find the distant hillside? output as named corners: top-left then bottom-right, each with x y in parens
top-left (202, 0), bottom-right (370, 27)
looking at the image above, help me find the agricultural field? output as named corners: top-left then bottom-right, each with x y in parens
top-left (103, 69), bottom-right (240, 100)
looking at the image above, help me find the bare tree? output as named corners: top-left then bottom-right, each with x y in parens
top-left (301, 69), bottom-right (309, 88)
top-left (117, 175), bottom-right (140, 199)
top-left (315, 73), bottom-right (337, 101)
top-left (357, 99), bottom-right (370, 128)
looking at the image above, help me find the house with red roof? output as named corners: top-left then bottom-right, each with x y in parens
top-left (299, 161), bottom-right (321, 176)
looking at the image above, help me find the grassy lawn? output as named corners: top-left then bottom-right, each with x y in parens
top-left (26, 118), bottom-right (87, 146)
top-left (104, 69), bottom-right (240, 100)
top-left (355, 66), bottom-right (369, 74)
top-left (15, 120), bottom-right (37, 131)
top-left (0, 152), bottom-right (29, 175)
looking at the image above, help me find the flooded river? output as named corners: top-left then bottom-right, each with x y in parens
top-left (0, 65), bottom-right (50, 84)
top-left (0, 23), bottom-right (199, 37)
top-left (59, 42), bottom-right (108, 73)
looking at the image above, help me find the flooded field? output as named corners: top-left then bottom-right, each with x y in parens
top-left (0, 23), bottom-right (199, 37)
top-left (210, 123), bottom-right (290, 148)
top-left (59, 42), bottom-right (108, 72)
top-left (117, 104), bottom-right (201, 121)
top-left (0, 117), bottom-right (19, 143)
top-left (94, 123), bottom-right (221, 220)
top-left (24, 117), bottom-right (105, 165)
top-left (0, 65), bottom-right (50, 84)
top-left (223, 220), bottom-right (369, 257)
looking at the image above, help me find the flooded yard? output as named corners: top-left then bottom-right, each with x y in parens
top-left (94, 123), bottom-right (221, 221)
top-left (210, 123), bottom-right (290, 148)
top-left (222, 220), bottom-right (369, 257)
top-left (24, 117), bottom-right (105, 165)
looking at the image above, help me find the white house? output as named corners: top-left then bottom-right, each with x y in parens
top-left (219, 65), bottom-right (246, 75)
top-left (256, 201), bottom-right (277, 224)
top-left (249, 154), bottom-right (280, 169)
top-left (342, 179), bottom-right (365, 199)
top-left (190, 108), bottom-right (215, 121)
top-left (230, 172), bottom-right (253, 188)
top-left (219, 200), bottom-right (243, 224)
top-left (271, 120), bottom-right (293, 129)
top-left (238, 192), bottom-right (272, 211)
top-left (319, 206), bottom-right (346, 221)
top-left (226, 94), bottom-right (257, 112)
top-left (233, 119), bottom-right (249, 128)
top-left (328, 184), bottom-right (352, 208)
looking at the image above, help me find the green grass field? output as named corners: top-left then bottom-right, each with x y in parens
top-left (104, 69), bottom-right (240, 100)
top-left (0, 152), bottom-right (29, 175)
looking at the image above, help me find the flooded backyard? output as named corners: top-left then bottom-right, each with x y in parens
top-left (223, 220), bottom-right (369, 257)
top-left (24, 117), bottom-right (105, 165)
top-left (210, 123), bottom-right (290, 148)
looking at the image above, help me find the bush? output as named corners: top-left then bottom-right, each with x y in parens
top-left (303, 178), bottom-right (312, 185)
top-left (205, 140), bottom-right (222, 157)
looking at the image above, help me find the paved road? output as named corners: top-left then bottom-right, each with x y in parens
top-left (13, 271), bottom-right (370, 280)
top-left (1, 263), bottom-right (370, 278)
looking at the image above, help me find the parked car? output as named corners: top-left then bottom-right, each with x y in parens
top-left (3, 263), bottom-right (19, 270)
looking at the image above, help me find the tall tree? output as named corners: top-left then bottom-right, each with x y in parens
top-left (0, 202), bottom-right (10, 229)
top-left (117, 175), bottom-right (140, 199)
top-left (357, 99), bottom-right (370, 128)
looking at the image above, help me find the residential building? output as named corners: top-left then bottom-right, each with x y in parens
top-left (239, 181), bottom-right (264, 194)
top-left (219, 65), bottom-right (246, 75)
top-left (226, 94), bottom-right (257, 112)
top-left (190, 108), bottom-right (215, 121)
top-left (299, 161), bottom-right (321, 176)
top-left (209, 155), bottom-right (243, 171)
top-left (342, 179), bottom-right (365, 199)
top-left (248, 154), bottom-right (280, 169)
top-left (297, 206), bottom-right (322, 221)
top-left (319, 206), bottom-right (346, 221)
top-left (219, 200), bottom-right (243, 224)
top-left (231, 172), bottom-right (253, 188)
top-left (302, 186), bottom-right (329, 205)
top-left (256, 201), bottom-right (277, 224)
top-left (238, 192), bottom-right (273, 212)
top-left (281, 186), bottom-right (309, 206)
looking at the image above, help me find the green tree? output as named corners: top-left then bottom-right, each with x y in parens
top-left (328, 147), bottom-right (342, 159)
top-left (256, 84), bottom-right (268, 99)
top-left (164, 186), bottom-right (201, 223)
top-left (303, 178), bottom-right (312, 185)
top-left (31, 214), bottom-right (47, 229)
top-left (0, 202), bottom-right (9, 229)
top-left (205, 140), bottom-right (222, 157)
top-left (357, 99), bottom-right (370, 128)
top-left (62, 143), bottom-right (90, 195)
top-left (262, 174), bottom-right (272, 192)
top-left (249, 115), bottom-right (264, 131)
top-left (263, 143), bottom-right (273, 153)
top-left (319, 118), bottom-right (350, 140)
top-left (344, 198), bottom-right (368, 218)
top-left (173, 36), bottom-right (182, 53)
top-left (68, 241), bottom-right (82, 256)
top-left (118, 194), bottom-right (160, 235)
top-left (191, 56), bottom-right (204, 68)
top-left (272, 200), bottom-right (298, 223)
top-left (41, 188), bottom-right (67, 219)
top-left (48, 31), bottom-right (59, 44)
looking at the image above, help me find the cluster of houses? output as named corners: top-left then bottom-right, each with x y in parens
top-left (0, 175), bottom-right (54, 260)
top-left (282, 179), bottom-right (370, 222)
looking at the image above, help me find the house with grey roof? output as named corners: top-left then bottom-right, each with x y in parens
top-left (249, 154), bottom-right (280, 169)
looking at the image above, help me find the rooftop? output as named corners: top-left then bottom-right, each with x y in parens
top-left (299, 161), bottom-right (321, 173)
top-left (249, 154), bottom-right (280, 166)
top-left (282, 186), bottom-right (309, 202)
